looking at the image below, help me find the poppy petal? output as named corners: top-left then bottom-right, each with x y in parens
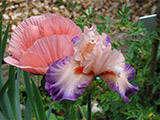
top-left (5, 35), bottom-right (74, 75)
top-left (4, 56), bottom-right (47, 74)
top-left (42, 13), bottom-right (82, 38)
top-left (20, 35), bottom-right (74, 68)
top-left (8, 13), bottom-right (82, 60)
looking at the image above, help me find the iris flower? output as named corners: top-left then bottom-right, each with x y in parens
top-left (45, 26), bottom-right (139, 103)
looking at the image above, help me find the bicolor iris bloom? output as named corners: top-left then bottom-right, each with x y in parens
top-left (4, 13), bottom-right (81, 74)
top-left (45, 26), bottom-right (139, 103)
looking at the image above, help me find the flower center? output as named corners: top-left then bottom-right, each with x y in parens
top-left (74, 67), bottom-right (84, 74)
top-left (82, 41), bottom-right (96, 59)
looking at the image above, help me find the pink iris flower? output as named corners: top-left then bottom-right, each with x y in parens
top-left (4, 13), bottom-right (82, 74)
top-left (45, 26), bottom-right (139, 103)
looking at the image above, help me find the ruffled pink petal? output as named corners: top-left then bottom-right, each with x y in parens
top-left (20, 35), bottom-right (74, 68)
top-left (83, 43), bottom-right (125, 76)
top-left (5, 35), bottom-right (74, 75)
top-left (21, 25), bottom-right (40, 51)
top-left (100, 71), bottom-right (139, 103)
top-left (45, 56), bottom-right (94, 101)
top-left (8, 13), bottom-right (82, 60)
top-left (41, 13), bottom-right (82, 38)
top-left (73, 26), bottom-right (111, 66)
top-left (4, 56), bottom-right (47, 74)
top-left (8, 16), bottom-right (45, 60)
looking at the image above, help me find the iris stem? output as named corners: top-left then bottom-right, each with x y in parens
top-left (87, 93), bottom-right (91, 120)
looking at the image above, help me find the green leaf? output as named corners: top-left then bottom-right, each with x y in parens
top-left (57, 116), bottom-right (64, 120)
top-left (82, 10), bottom-right (88, 17)
top-left (76, 24), bottom-right (84, 31)
top-left (0, 68), bottom-right (15, 120)
top-left (1, 22), bottom-right (10, 63)
top-left (154, 98), bottom-right (160, 105)
top-left (96, 22), bottom-right (106, 34)
top-left (152, 35), bottom-right (160, 40)
top-left (15, 68), bottom-right (22, 120)
top-left (0, 77), bottom-right (10, 102)
top-left (106, 20), bottom-right (113, 33)
top-left (8, 65), bottom-right (16, 118)
top-left (2, 0), bottom-right (7, 8)
top-left (97, 15), bottom-right (106, 21)
top-left (89, 10), bottom-right (97, 17)
top-left (23, 71), bottom-right (39, 120)
top-left (25, 98), bottom-right (32, 120)
top-left (117, 10), bottom-right (122, 17)
top-left (121, 4), bottom-right (126, 13)
top-left (46, 112), bottom-right (57, 120)
top-left (47, 102), bottom-right (55, 120)
top-left (117, 39), bottom-right (124, 47)
top-left (0, 111), bottom-right (7, 120)
top-left (64, 110), bottom-right (76, 120)
top-left (88, 5), bottom-right (93, 14)
top-left (0, 19), bottom-right (2, 44)
top-left (110, 97), bottom-right (119, 120)
top-left (106, 16), bottom-right (111, 24)
top-left (76, 105), bottom-right (86, 120)
top-left (32, 79), bottom-right (47, 120)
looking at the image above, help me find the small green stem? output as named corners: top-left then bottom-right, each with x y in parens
top-left (87, 93), bottom-right (91, 120)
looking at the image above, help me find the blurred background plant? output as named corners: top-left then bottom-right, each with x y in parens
top-left (0, 0), bottom-right (160, 120)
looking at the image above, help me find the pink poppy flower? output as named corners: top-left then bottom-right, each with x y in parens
top-left (4, 13), bottom-right (82, 74)
top-left (45, 26), bottom-right (139, 102)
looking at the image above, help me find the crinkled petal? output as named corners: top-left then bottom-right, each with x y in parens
top-left (125, 64), bottom-right (135, 80)
top-left (20, 35), bottom-right (74, 68)
top-left (45, 56), bottom-right (94, 101)
top-left (73, 26), bottom-right (108, 63)
top-left (100, 71), bottom-right (139, 103)
top-left (4, 56), bottom-right (47, 74)
top-left (83, 43), bottom-right (125, 76)
top-left (42, 13), bottom-right (82, 38)
top-left (21, 25), bottom-right (40, 51)
top-left (5, 35), bottom-right (74, 75)
top-left (8, 13), bottom-right (82, 60)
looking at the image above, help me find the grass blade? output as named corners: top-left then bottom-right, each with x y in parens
top-left (1, 22), bottom-right (10, 63)
top-left (15, 68), bottom-right (22, 120)
top-left (0, 65), bottom-right (15, 120)
top-left (23, 71), bottom-right (39, 120)
top-left (25, 98), bottom-right (32, 120)
top-left (0, 19), bottom-right (2, 57)
top-left (8, 65), bottom-right (16, 118)
top-left (32, 79), bottom-right (47, 120)
top-left (0, 0), bottom-right (7, 19)
top-left (0, 19), bottom-right (3, 66)
top-left (0, 76), bottom-right (10, 102)
top-left (0, 111), bottom-right (7, 120)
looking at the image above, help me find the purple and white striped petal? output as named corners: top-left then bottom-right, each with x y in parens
top-left (100, 70), bottom-right (139, 103)
top-left (45, 56), bottom-right (94, 102)
top-left (125, 64), bottom-right (135, 80)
